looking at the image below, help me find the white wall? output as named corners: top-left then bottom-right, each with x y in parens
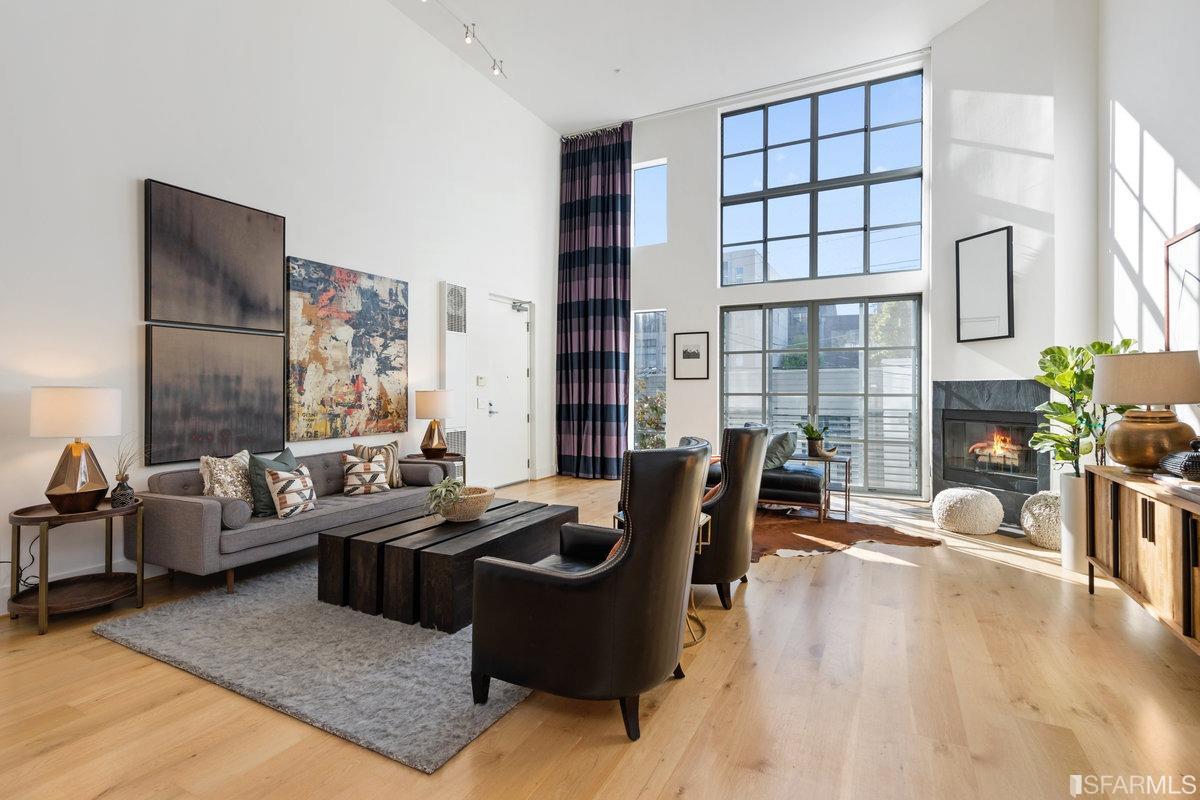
top-left (0, 0), bottom-right (560, 593)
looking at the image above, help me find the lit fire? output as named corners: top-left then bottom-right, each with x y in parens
top-left (967, 429), bottom-right (1024, 467)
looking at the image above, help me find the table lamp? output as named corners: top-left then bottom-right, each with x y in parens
top-left (1093, 351), bottom-right (1200, 473)
top-left (30, 386), bottom-right (122, 512)
top-left (415, 389), bottom-right (453, 460)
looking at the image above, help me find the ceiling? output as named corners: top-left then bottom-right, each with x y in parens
top-left (391, 0), bottom-right (988, 133)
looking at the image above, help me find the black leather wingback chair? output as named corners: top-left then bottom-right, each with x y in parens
top-left (691, 426), bottom-right (768, 610)
top-left (470, 439), bottom-right (711, 741)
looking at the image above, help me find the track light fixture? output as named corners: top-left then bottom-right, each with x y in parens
top-left (423, 2), bottom-right (507, 79)
top-left (464, 23), bottom-right (474, 45)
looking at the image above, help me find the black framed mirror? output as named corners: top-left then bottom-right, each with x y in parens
top-left (955, 226), bottom-right (1014, 343)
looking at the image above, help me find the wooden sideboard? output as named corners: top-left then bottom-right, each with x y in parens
top-left (1085, 465), bottom-right (1200, 655)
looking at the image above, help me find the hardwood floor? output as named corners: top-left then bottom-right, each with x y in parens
top-left (3, 477), bottom-right (1200, 799)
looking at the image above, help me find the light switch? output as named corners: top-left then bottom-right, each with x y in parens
top-left (476, 375), bottom-right (487, 387)
top-left (476, 397), bottom-right (485, 410)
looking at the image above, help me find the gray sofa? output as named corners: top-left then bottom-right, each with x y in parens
top-left (123, 450), bottom-right (449, 588)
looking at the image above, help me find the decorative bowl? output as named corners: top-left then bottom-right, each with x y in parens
top-left (441, 486), bottom-right (495, 522)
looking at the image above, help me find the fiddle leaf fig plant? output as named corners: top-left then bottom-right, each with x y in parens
top-left (1029, 339), bottom-right (1137, 478)
top-left (426, 476), bottom-right (466, 516)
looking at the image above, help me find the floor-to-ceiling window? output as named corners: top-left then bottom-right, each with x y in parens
top-left (720, 296), bottom-right (920, 494)
top-left (632, 310), bottom-right (668, 448)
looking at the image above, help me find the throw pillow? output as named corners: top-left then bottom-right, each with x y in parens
top-left (352, 440), bottom-right (403, 488)
top-left (265, 464), bottom-right (317, 519)
top-left (763, 432), bottom-right (797, 470)
top-left (249, 448), bottom-right (298, 517)
top-left (342, 452), bottom-right (391, 496)
top-left (199, 450), bottom-right (252, 503)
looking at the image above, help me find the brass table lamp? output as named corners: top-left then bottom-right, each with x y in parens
top-left (30, 386), bottom-right (122, 512)
top-left (1093, 351), bottom-right (1200, 474)
top-left (415, 389), bottom-right (454, 460)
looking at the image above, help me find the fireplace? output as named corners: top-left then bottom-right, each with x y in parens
top-left (933, 381), bottom-right (1050, 523)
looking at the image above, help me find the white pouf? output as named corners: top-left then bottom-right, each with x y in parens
top-left (932, 487), bottom-right (1004, 536)
top-left (1021, 491), bottom-right (1061, 550)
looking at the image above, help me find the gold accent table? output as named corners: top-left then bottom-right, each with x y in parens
top-left (785, 453), bottom-right (852, 522)
top-left (8, 499), bottom-right (143, 635)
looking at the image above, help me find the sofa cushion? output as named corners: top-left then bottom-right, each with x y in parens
top-left (148, 468), bottom-right (205, 496)
top-left (219, 486), bottom-right (429, 554)
top-left (266, 464), bottom-right (318, 519)
top-left (342, 452), bottom-right (391, 495)
top-left (215, 497), bottom-right (253, 530)
top-left (760, 462), bottom-right (826, 492)
top-left (303, 451), bottom-right (350, 498)
top-left (249, 449), bottom-right (298, 517)
top-left (763, 432), bottom-right (797, 470)
top-left (353, 440), bottom-right (403, 488)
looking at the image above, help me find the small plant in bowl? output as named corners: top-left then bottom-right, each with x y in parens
top-left (796, 417), bottom-right (838, 458)
top-left (427, 476), bottom-right (496, 522)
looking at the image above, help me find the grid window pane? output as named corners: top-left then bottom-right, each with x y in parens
top-left (870, 123), bottom-right (921, 172)
top-left (723, 153), bottom-right (763, 196)
top-left (722, 201), bottom-right (763, 244)
top-left (870, 75), bottom-right (922, 127)
top-left (722, 244), bottom-right (764, 285)
top-left (827, 441), bottom-right (865, 486)
top-left (723, 109), bottom-right (762, 154)
top-left (768, 98), bottom-right (811, 145)
top-left (819, 350), bottom-right (864, 393)
top-left (818, 86), bottom-right (865, 135)
top-left (868, 349), bottom-right (917, 394)
top-left (818, 132), bottom-right (865, 180)
top-left (633, 311), bottom-right (667, 448)
top-left (768, 193), bottom-right (810, 238)
top-left (868, 395), bottom-right (918, 439)
top-left (633, 165), bottom-right (667, 247)
top-left (768, 143), bottom-right (811, 188)
top-left (819, 302), bottom-right (864, 347)
top-left (769, 352), bottom-right (809, 392)
top-left (870, 226), bottom-right (921, 273)
top-left (817, 231), bottom-right (864, 276)
top-left (724, 353), bottom-right (763, 393)
top-left (817, 185), bottom-right (864, 231)
top-left (867, 440), bottom-right (918, 493)
top-left (766, 238), bottom-right (810, 281)
top-left (724, 308), bottom-right (763, 351)
top-left (725, 394), bottom-right (764, 426)
top-left (768, 396), bottom-right (809, 435)
top-left (869, 178), bottom-right (921, 226)
top-left (817, 395), bottom-right (864, 439)
top-left (769, 306), bottom-right (808, 349)
top-left (867, 299), bottom-right (918, 346)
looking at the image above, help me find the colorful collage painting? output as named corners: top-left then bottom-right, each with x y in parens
top-left (287, 257), bottom-right (409, 440)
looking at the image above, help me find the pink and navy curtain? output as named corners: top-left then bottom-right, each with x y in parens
top-left (556, 122), bottom-right (632, 480)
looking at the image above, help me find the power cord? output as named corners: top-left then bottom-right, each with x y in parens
top-left (1, 532), bottom-right (41, 593)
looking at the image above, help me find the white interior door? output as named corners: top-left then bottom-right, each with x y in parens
top-left (468, 297), bottom-right (531, 487)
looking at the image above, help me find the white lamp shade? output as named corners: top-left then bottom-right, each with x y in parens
top-left (1093, 351), bottom-right (1200, 406)
top-left (414, 389), bottom-right (453, 420)
top-left (30, 386), bottom-right (122, 438)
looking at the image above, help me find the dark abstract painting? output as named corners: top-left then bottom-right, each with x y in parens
top-left (287, 257), bottom-right (408, 440)
top-left (145, 179), bottom-right (285, 332)
top-left (146, 326), bottom-right (285, 464)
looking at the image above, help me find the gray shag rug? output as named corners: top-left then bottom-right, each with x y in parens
top-left (93, 559), bottom-right (529, 773)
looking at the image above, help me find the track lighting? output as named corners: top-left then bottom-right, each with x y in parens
top-left (464, 23), bottom-right (474, 45)
top-left (492, 60), bottom-right (502, 76)
top-left (425, 2), bottom-right (507, 79)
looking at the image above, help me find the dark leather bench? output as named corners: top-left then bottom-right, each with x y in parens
top-left (707, 459), bottom-right (828, 520)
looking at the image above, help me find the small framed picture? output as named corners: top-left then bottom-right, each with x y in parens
top-left (673, 331), bottom-right (709, 380)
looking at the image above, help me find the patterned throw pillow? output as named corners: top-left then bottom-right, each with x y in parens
top-left (352, 440), bottom-right (403, 488)
top-left (266, 464), bottom-right (317, 519)
top-left (200, 450), bottom-right (253, 503)
top-left (342, 453), bottom-right (391, 496)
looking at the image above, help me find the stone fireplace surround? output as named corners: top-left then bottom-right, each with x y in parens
top-left (932, 380), bottom-right (1051, 524)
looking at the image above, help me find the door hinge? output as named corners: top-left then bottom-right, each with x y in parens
top-left (526, 413), bottom-right (531, 423)
top-left (525, 322), bottom-right (531, 332)
top-left (526, 458), bottom-right (531, 468)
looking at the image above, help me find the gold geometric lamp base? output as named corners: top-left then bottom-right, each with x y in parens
top-left (420, 419), bottom-right (448, 461)
top-left (415, 389), bottom-right (454, 461)
top-left (45, 438), bottom-right (110, 513)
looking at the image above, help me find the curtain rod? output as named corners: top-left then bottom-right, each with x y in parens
top-left (560, 122), bottom-right (628, 142)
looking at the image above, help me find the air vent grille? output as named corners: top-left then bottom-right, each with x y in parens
top-left (445, 283), bottom-right (467, 333)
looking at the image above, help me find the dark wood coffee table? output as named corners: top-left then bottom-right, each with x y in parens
top-left (317, 498), bottom-right (576, 633)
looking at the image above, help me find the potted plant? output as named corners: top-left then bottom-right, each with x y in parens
top-left (797, 417), bottom-right (837, 458)
top-left (426, 476), bottom-right (495, 522)
top-left (1029, 340), bottom-right (1135, 572)
top-left (110, 435), bottom-right (140, 508)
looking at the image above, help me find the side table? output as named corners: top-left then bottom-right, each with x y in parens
top-left (8, 499), bottom-right (143, 635)
top-left (787, 454), bottom-right (852, 521)
top-left (406, 452), bottom-right (466, 482)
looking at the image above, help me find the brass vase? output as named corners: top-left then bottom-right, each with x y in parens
top-left (1107, 409), bottom-right (1195, 474)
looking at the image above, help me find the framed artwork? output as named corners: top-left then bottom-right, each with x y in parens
top-left (674, 331), bottom-right (710, 380)
top-left (145, 179), bottom-right (286, 332)
top-left (955, 226), bottom-right (1014, 342)
top-left (288, 257), bottom-right (409, 440)
top-left (145, 325), bottom-right (286, 464)
top-left (1165, 222), bottom-right (1200, 351)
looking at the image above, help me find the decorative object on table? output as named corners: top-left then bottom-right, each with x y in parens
top-left (797, 417), bottom-right (837, 458)
top-left (144, 179), bottom-right (285, 332)
top-left (1159, 438), bottom-right (1200, 479)
top-left (752, 507), bottom-right (939, 560)
top-left (199, 450), bottom-right (253, 503)
top-left (288, 257), bottom-right (409, 441)
top-left (414, 389), bottom-right (453, 459)
top-left (265, 464), bottom-right (318, 519)
top-left (763, 431), bottom-right (797, 470)
top-left (352, 440), bottom-right (403, 488)
top-left (9, 499), bottom-right (143, 635)
top-left (1164, 221), bottom-right (1200, 351)
top-left (673, 331), bottom-right (709, 380)
top-left (426, 476), bottom-right (494, 522)
top-left (30, 386), bottom-right (122, 513)
top-left (146, 325), bottom-right (285, 464)
top-left (955, 225), bottom-right (1013, 342)
top-left (1093, 350), bottom-right (1200, 474)
top-left (932, 487), bottom-right (1004, 536)
top-left (341, 452), bottom-right (391, 496)
top-left (93, 559), bottom-right (530, 774)
top-left (1020, 491), bottom-right (1061, 550)
top-left (1029, 341), bottom-right (1137, 572)
top-left (110, 434), bottom-right (140, 508)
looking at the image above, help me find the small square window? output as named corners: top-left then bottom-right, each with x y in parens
top-left (723, 109), bottom-right (763, 155)
top-left (633, 163), bottom-right (668, 247)
top-left (723, 200), bottom-right (763, 244)
top-left (768, 98), bottom-right (811, 145)
top-left (818, 86), bottom-right (865, 135)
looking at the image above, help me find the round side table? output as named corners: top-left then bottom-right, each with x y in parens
top-left (8, 499), bottom-right (144, 635)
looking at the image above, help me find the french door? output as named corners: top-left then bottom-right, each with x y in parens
top-left (720, 294), bottom-right (920, 494)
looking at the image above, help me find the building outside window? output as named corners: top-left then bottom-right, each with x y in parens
top-left (633, 310), bottom-right (668, 448)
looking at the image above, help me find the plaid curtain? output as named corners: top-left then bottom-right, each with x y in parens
top-left (556, 122), bottom-right (632, 480)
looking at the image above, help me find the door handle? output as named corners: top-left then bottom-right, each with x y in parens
top-left (1148, 502), bottom-right (1155, 543)
top-left (1141, 499), bottom-right (1149, 540)
top-left (488, 401), bottom-right (498, 417)
top-left (1192, 518), bottom-right (1199, 568)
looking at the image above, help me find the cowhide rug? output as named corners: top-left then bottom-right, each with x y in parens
top-left (752, 507), bottom-right (940, 561)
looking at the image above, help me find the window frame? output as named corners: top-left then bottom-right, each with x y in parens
top-left (632, 158), bottom-right (668, 248)
top-left (718, 293), bottom-right (923, 495)
top-left (720, 70), bottom-right (924, 286)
